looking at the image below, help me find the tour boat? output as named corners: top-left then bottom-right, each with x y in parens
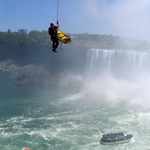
top-left (100, 132), bottom-right (133, 145)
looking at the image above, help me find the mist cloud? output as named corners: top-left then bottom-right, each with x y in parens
top-left (84, 73), bottom-right (150, 106)
top-left (68, 0), bottom-right (150, 41)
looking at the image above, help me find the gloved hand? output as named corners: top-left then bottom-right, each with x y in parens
top-left (57, 20), bottom-right (59, 24)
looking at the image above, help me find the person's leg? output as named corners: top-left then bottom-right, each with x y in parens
top-left (53, 41), bottom-right (55, 49)
top-left (51, 37), bottom-right (54, 48)
top-left (52, 41), bottom-right (57, 52)
top-left (51, 37), bottom-right (57, 52)
top-left (55, 39), bottom-right (59, 49)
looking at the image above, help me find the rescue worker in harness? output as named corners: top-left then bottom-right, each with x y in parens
top-left (48, 21), bottom-right (60, 53)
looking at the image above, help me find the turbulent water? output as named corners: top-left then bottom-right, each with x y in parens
top-left (1, 49), bottom-right (150, 150)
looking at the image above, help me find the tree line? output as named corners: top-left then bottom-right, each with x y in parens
top-left (0, 30), bottom-right (150, 49)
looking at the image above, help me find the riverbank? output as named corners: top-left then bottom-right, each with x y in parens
top-left (0, 60), bottom-right (48, 87)
top-left (0, 60), bottom-right (85, 93)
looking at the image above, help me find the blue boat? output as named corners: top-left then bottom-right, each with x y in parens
top-left (100, 132), bottom-right (133, 145)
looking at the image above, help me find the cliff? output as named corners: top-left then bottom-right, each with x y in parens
top-left (0, 46), bottom-right (88, 92)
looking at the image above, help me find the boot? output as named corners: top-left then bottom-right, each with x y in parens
top-left (52, 48), bottom-right (57, 53)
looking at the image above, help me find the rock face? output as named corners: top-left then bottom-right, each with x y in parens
top-left (0, 46), bottom-right (88, 92)
top-left (0, 60), bottom-right (49, 87)
top-left (0, 60), bottom-right (86, 92)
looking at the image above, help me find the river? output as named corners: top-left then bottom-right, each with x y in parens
top-left (1, 49), bottom-right (150, 150)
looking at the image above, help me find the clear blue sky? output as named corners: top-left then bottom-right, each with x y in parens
top-left (1, 0), bottom-right (150, 41)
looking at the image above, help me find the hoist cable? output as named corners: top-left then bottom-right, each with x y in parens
top-left (57, 0), bottom-right (60, 21)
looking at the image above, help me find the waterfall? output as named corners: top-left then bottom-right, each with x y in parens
top-left (85, 49), bottom-right (150, 80)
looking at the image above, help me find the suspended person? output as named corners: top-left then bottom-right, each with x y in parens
top-left (48, 20), bottom-right (60, 53)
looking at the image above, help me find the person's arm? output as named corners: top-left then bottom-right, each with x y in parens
top-left (57, 20), bottom-right (59, 28)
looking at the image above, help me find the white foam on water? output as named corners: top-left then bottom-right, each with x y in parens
top-left (1, 92), bottom-right (150, 149)
top-left (62, 93), bottom-right (84, 101)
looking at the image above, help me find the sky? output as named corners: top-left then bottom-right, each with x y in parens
top-left (1, 0), bottom-right (150, 41)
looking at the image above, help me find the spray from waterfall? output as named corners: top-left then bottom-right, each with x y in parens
top-left (84, 49), bottom-right (150, 105)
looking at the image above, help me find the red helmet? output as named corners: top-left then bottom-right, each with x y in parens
top-left (50, 22), bottom-right (54, 26)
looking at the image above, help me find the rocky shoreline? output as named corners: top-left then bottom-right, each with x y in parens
top-left (0, 60), bottom-right (85, 93)
top-left (0, 60), bottom-right (54, 87)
